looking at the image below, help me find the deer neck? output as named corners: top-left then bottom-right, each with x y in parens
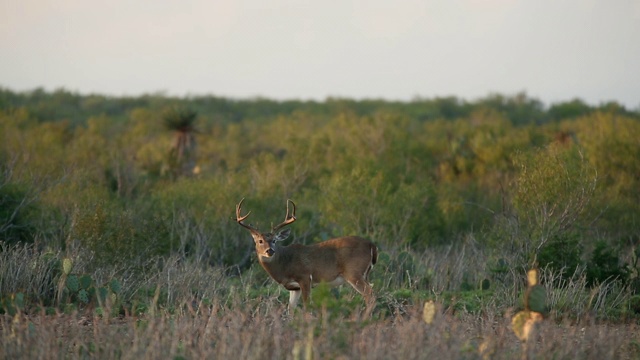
top-left (256, 244), bottom-right (290, 279)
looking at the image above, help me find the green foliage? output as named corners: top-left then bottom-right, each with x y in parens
top-left (109, 278), bottom-right (122, 294)
top-left (439, 289), bottom-right (494, 315)
top-left (1, 89), bottom-right (640, 324)
top-left (490, 258), bottom-right (509, 275)
top-left (71, 202), bottom-right (169, 267)
top-left (574, 114), bottom-right (640, 238)
top-left (512, 145), bottom-right (596, 264)
top-left (162, 107), bottom-right (197, 132)
top-left (586, 241), bottom-right (628, 286)
top-left (0, 292), bottom-right (25, 315)
top-left (0, 176), bottom-right (39, 244)
top-left (537, 233), bottom-right (583, 281)
top-left (308, 282), bottom-right (360, 319)
top-left (548, 99), bottom-right (593, 120)
top-left (319, 164), bottom-right (445, 247)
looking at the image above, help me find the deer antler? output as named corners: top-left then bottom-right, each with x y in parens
top-left (236, 198), bottom-right (259, 232)
top-left (271, 199), bottom-right (297, 233)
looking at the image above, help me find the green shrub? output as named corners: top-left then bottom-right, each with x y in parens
top-left (512, 144), bottom-right (596, 264)
top-left (586, 241), bottom-right (628, 286)
top-left (0, 179), bottom-right (39, 244)
top-left (71, 202), bottom-right (169, 268)
top-left (537, 232), bottom-right (583, 281)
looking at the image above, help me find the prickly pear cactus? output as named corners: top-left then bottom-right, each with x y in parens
top-left (422, 300), bottom-right (436, 324)
top-left (522, 268), bottom-right (546, 313)
top-left (527, 268), bottom-right (539, 286)
top-left (512, 268), bottom-right (546, 343)
top-left (526, 284), bottom-right (546, 313)
top-left (66, 274), bottom-right (79, 292)
top-left (98, 287), bottom-right (109, 303)
top-left (2, 293), bottom-right (25, 316)
top-left (78, 289), bottom-right (89, 304)
top-left (79, 274), bottom-right (93, 290)
top-left (511, 310), bottom-right (543, 342)
top-left (480, 278), bottom-right (491, 290)
top-left (109, 278), bottom-right (121, 294)
top-left (511, 310), bottom-right (530, 341)
top-left (62, 258), bottom-right (73, 275)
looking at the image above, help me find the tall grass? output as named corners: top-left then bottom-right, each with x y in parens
top-left (2, 241), bottom-right (638, 358)
top-left (3, 301), bottom-right (639, 359)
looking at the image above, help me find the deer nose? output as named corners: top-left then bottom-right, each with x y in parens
top-left (266, 248), bottom-right (275, 256)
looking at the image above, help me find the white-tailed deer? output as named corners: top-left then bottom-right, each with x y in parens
top-left (236, 198), bottom-right (378, 316)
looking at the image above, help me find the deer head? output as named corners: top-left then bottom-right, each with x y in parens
top-left (236, 198), bottom-right (296, 259)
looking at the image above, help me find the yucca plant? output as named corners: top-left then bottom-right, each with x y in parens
top-left (162, 107), bottom-right (198, 178)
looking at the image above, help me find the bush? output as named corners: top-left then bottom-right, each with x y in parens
top-left (537, 232), bottom-right (583, 281)
top-left (71, 202), bottom-right (169, 268)
top-left (512, 144), bottom-right (596, 265)
top-left (0, 176), bottom-right (39, 244)
top-left (586, 241), bottom-right (628, 286)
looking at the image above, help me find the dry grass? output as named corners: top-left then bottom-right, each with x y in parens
top-left (2, 303), bottom-right (640, 359)
top-left (2, 243), bottom-right (639, 359)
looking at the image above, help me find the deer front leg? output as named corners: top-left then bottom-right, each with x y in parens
top-left (289, 290), bottom-right (301, 311)
top-left (300, 274), bottom-right (313, 309)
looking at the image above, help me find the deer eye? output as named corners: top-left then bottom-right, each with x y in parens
top-left (259, 240), bottom-right (263, 244)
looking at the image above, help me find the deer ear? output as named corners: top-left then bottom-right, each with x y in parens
top-left (274, 228), bottom-right (291, 242)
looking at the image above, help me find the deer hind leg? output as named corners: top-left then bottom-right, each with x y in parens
top-left (346, 276), bottom-right (376, 317)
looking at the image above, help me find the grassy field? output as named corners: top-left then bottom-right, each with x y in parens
top-left (3, 303), bottom-right (639, 359)
top-left (2, 243), bottom-right (639, 359)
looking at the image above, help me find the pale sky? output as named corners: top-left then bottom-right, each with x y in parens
top-left (2, 0), bottom-right (639, 108)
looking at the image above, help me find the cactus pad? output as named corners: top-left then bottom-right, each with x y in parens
top-left (109, 278), bottom-right (122, 294)
top-left (79, 275), bottom-right (93, 290)
top-left (78, 289), bottom-right (89, 304)
top-left (481, 278), bottom-right (491, 290)
top-left (66, 274), bottom-right (79, 292)
top-left (62, 258), bottom-right (73, 275)
top-left (526, 284), bottom-right (546, 313)
top-left (512, 310), bottom-right (540, 341)
top-left (422, 300), bottom-right (436, 324)
top-left (527, 269), bottom-right (539, 286)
